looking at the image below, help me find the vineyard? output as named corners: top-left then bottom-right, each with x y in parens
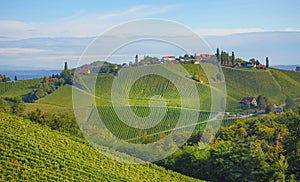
top-left (222, 67), bottom-right (286, 105)
top-left (270, 68), bottom-right (300, 98)
top-left (0, 82), bottom-right (14, 95)
top-left (0, 79), bottom-right (41, 98)
top-left (38, 64), bottom-right (300, 114)
top-left (37, 85), bottom-right (73, 107)
top-left (0, 112), bottom-right (200, 181)
top-left (94, 106), bottom-right (210, 140)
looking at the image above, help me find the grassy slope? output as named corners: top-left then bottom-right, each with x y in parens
top-left (0, 112), bottom-right (200, 181)
top-left (31, 65), bottom-right (300, 112)
top-left (37, 85), bottom-right (73, 107)
top-left (0, 79), bottom-right (41, 98)
top-left (222, 67), bottom-right (286, 108)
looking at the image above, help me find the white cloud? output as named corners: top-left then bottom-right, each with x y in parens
top-left (0, 48), bottom-right (48, 54)
top-left (0, 5), bottom-right (176, 40)
top-left (194, 28), bottom-right (266, 36)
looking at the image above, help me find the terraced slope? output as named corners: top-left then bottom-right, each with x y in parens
top-left (35, 64), bottom-right (300, 112)
top-left (0, 112), bottom-right (200, 181)
top-left (0, 79), bottom-right (41, 98)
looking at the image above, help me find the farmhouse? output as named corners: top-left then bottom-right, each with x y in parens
top-left (241, 97), bottom-right (257, 106)
top-left (161, 56), bottom-right (176, 62)
top-left (80, 68), bottom-right (91, 74)
top-left (48, 77), bottom-right (58, 82)
top-left (273, 104), bottom-right (283, 114)
top-left (255, 64), bottom-right (265, 69)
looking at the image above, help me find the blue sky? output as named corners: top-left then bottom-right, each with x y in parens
top-left (1, 0), bottom-right (300, 38)
top-left (0, 0), bottom-right (299, 68)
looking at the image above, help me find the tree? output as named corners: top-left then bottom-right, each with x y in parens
top-left (14, 75), bottom-right (18, 81)
top-left (216, 48), bottom-right (220, 62)
top-left (284, 96), bottom-right (295, 111)
top-left (266, 57), bottom-right (269, 68)
top-left (0, 97), bottom-right (11, 113)
top-left (1, 75), bottom-right (11, 82)
top-left (257, 95), bottom-right (268, 110)
top-left (249, 58), bottom-right (256, 65)
top-left (202, 141), bottom-right (269, 181)
top-left (221, 51), bottom-right (224, 64)
top-left (283, 109), bottom-right (300, 178)
top-left (265, 104), bottom-right (274, 114)
top-left (296, 66), bottom-right (300, 72)
top-left (135, 54), bottom-right (138, 66)
top-left (231, 51), bottom-right (235, 65)
top-left (255, 60), bottom-right (260, 65)
top-left (242, 101), bottom-right (251, 112)
top-left (11, 96), bottom-right (25, 116)
top-left (64, 61), bottom-right (68, 70)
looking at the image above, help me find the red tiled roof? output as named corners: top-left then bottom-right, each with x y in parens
top-left (80, 68), bottom-right (90, 73)
top-left (48, 77), bottom-right (57, 82)
top-left (241, 97), bottom-right (256, 103)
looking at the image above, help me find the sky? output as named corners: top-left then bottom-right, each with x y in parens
top-left (0, 0), bottom-right (300, 68)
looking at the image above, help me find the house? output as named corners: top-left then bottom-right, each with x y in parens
top-left (245, 62), bottom-right (254, 68)
top-left (80, 68), bottom-right (91, 74)
top-left (273, 104), bottom-right (283, 114)
top-left (161, 56), bottom-right (176, 62)
top-left (255, 64), bottom-right (265, 69)
top-left (241, 97), bottom-right (257, 106)
top-left (194, 60), bottom-right (200, 64)
top-left (233, 63), bottom-right (241, 68)
top-left (48, 77), bottom-right (58, 82)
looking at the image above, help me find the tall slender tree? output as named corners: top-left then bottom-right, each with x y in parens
top-left (135, 54), bottom-right (138, 66)
top-left (266, 57), bottom-right (269, 68)
top-left (64, 62), bottom-right (68, 70)
top-left (221, 51), bottom-right (224, 65)
top-left (231, 51), bottom-right (235, 65)
top-left (216, 48), bottom-right (220, 62)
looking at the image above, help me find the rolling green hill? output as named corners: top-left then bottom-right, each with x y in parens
top-left (0, 112), bottom-right (200, 181)
top-left (37, 85), bottom-right (73, 107)
top-left (0, 79), bottom-right (41, 98)
top-left (3, 64), bottom-right (298, 114)
top-left (35, 64), bottom-right (300, 112)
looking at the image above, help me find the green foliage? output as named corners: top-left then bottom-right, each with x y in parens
top-left (11, 96), bottom-right (25, 116)
top-left (283, 108), bottom-right (300, 179)
top-left (159, 111), bottom-right (300, 181)
top-left (284, 95), bottom-right (295, 111)
top-left (0, 74), bottom-right (11, 82)
top-left (0, 79), bottom-right (41, 98)
top-left (23, 77), bottom-right (62, 103)
top-left (0, 97), bottom-right (11, 113)
top-left (60, 70), bottom-right (74, 85)
top-left (0, 112), bottom-right (200, 181)
top-left (26, 108), bottom-right (81, 136)
top-left (257, 95), bottom-right (268, 110)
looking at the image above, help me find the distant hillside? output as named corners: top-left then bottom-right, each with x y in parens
top-left (272, 65), bottom-right (300, 71)
top-left (0, 112), bottom-right (200, 181)
top-left (37, 63), bottom-right (300, 112)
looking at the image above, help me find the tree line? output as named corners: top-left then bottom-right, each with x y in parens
top-left (23, 62), bottom-right (74, 102)
top-left (157, 105), bottom-right (300, 181)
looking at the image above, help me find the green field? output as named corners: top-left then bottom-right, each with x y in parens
top-left (95, 106), bottom-right (212, 141)
top-left (37, 85), bottom-right (73, 107)
top-left (24, 64), bottom-right (300, 114)
top-left (0, 112), bottom-right (200, 181)
top-left (0, 79), bottom-right (41, 98)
